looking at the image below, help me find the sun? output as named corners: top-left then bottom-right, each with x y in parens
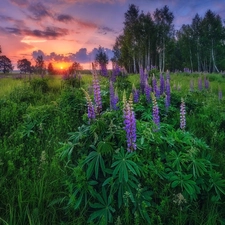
top-left (60, 66), bottom-right (64, 69)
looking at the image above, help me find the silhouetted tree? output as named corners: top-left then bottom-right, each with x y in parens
top-left (35, 55), bottom-right (45, 74)
top-left (47, 62), bottom-right (55, 75)
top-left (95, 46), bottom-right (109, 76)
top-left (0, 45), bottom-right (2, 54)
top-left (17, 58), bottom-right (31, 73)
top-left (0, 55), bottom-right (13, 73)
top-left (68, 61), bottom-right (83, 75)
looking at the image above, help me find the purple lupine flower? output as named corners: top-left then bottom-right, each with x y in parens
top-left (166, 70), bottom-right (170, 81)
top-left (145, 81), bottom-right (151, 103)
top-left (152, 93), bottom-right (160, 131)
top-left (180, 98), bottom-right (186, 130)
top-left (152, 74), bottom-right (157, 94)
top-left (140, 67), bottom-right (147, 94)
top-left (184, 68), bottom-right (191, 73)
top-left (155, 85), bottom-right (160, 99)
top-left (198, 77), bottom-right (202, 91)
top-left (110, 81), bottom-right (119, 110)
top-left (132, 84), bottom-right (139, 103)
top-left (165, 95), bottom-right (169, 112)
top-left (111, 64), bottom-right (120, 82)
top-left (92, 72), bottom-right (102, 114)
top-left (165, 78), bottom-right (171, 107)
top-left (160, 74), bottom-right (165, 95)
top-left (205, 78), bottom-right (210, 90)
top-left (190, 79), bottom-right (194, 92)
top-left (100, 63), bottom-right (108, 77)
top-left (123, 94), bottom-right (136, 152)
top-left (81, 88), bottom-right (95, 120)
top-left (219, 89), bottom-right (222, 101)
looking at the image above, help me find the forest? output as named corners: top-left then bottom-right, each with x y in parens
top-left (112, 4), bottom-right (225, 74)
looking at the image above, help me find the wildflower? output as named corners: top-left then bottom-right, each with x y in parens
top-left (219, 89), bottom-right (222, 101)
top-left (81, 88), bottom-right (95, 120)
top-left (111, 64), bottom-right (120, 82)
top-left (173, 193), bottom-right (187, 206)
top-left (204, 77), bottom-right (210, 90)
top-left (123, 93), bottom-right (136, 152)
top-left (160, 73), bottom-right (165, 95)
top-left (132, 84), bottom-right (139, 103)
top-left (100, 63), bottom-right (107, 77)
top-left (92, 71), bottom-right (102, 114)
top-left (155, 85), bottom-right (160, 99)
top-left (110, 81), bottom-right (118, 110)
top-left (140, 67), bottom-right (147, 94)
top-left (152, 93), bottom-right (160, 131)
top-left (180, 98), bottom-right (186, 130)
top-left (152, 74), bottom-right (157, 94)
top-left (145, 81), bottom-right (151, 103)
top-left (166, 70), bottom-right (170, 80)
top-left (165, 78), bottom-right (171, 108)
top-left (165, 95), bottom-right (169, 112)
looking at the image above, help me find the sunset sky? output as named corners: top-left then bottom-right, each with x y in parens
top-left (1, 0), bottom-right (225, 70)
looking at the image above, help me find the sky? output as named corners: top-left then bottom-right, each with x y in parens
top-left (0, 0), bottom-right (225, 70)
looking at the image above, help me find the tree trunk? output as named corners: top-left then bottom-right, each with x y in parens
top-left (189, 48), bottom-right (193, 72)
top-left (133, 55), bottom-right (136, 74)
top-left (162, 37), bottom-right (165, 72)
top-left (211, 39), bottom-right (219, 73)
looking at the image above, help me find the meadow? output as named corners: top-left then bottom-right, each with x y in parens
top-left (0, 70), bottom-right (225, 225)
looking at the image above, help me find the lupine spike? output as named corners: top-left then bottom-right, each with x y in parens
top-left (152, 74), bottom-right (157, 94)
top-left (219, 88), bottom-right (222, 101)
top-left (165, 78), bottom-right (171, 107)
top-left (123, 95), bottom-right (136, 152)
top-left (132, 84), bottom-right (139, 103)
top-left (110, 81), bottom-right (118, 110)
top-left (160, 73), bottom-right (165, 95)
top-left (198, 77), bottom-right (202, 91)
top-left (145, 81), bottom-right (151, 103)
top-left (92, 71), bottom-right (102, 114)
top-left (180, 98), bottom-right (186, 130)
top-left (151, 93), bottom-right (160, 131)
top-left (81, 88), bottom-right (95, 120)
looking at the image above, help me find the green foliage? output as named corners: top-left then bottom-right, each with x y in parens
top-left (1, 72), bottom-right (225, 225)
top-left (29, 77), bottom-right (49, 93)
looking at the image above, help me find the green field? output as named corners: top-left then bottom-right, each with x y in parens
top-left (0, 72), bottom-right (225, 225)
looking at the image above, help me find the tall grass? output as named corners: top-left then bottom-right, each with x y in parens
top-left (0, 72), bottom-right (225, 224)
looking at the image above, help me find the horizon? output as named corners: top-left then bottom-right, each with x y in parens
top-left (1, 0), bottom-right (225, 70)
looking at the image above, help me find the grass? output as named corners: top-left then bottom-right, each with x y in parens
top-left (0, 71), bottom-right (225, 224)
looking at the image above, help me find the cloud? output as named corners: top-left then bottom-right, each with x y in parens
top-left (3, 26), bottom-right (69, 39)
top-left (45, 0), bottom-right (126, 4)
top-left (0, 15), bottom-right (26, 27)
top-left (57, 14), bottom-right (74, 23)
top-left (98, 26), bottom-right (115, 35)
top-left (9, 0), bottom-right (29, 7)
top-left (28, 2), bottom-right (52, 20)
top-left (31, 47), bottom-right (114, 63)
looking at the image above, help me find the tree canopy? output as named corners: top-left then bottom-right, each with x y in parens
top-left (35, 55), bottom-right (45, 74)
top-left (95, 46), bottom-right (109, 76)
top-left (17, 58), bottom-right (32, 73)
top-left (0, 55), bottom-right (13, 73)
top-left (113, 4), bottom-right (225, 73)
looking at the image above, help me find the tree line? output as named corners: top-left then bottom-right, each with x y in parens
top-left (0, 47), bottom-right (83, 75)
top-left (112, 4), bottom-right (225, 73)
top-left (0, 45), bottom-right (106, 75)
